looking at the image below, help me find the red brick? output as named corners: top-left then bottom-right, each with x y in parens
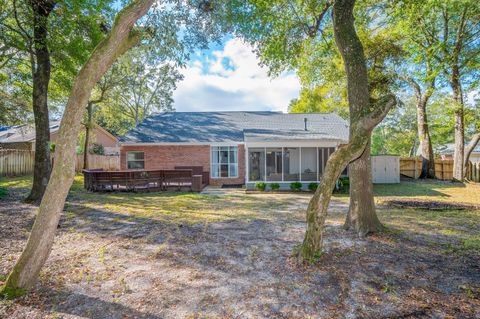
top-left (120, 144), bottom-right (245, 185)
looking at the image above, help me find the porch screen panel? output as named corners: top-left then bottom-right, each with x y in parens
top-left (283, 148), bottom-right (299, 181)
top-left (248, 148), bottom-right (265, 181)
top-left (318, 147), bottom-right (337, 178)
top-left (266, 148), bottom-right (282, 181)
top-left (301, 148), bottom-right (318, 181)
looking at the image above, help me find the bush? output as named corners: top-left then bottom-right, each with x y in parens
top-left (255, 182), bottom-right (267, 191)
top-left (90, 143), bottom-right (105, 155)
top-left (270, 182), bottom-right (280, 190)
top-left (336, 176), bottom-right (350, 193)
top-left (308, 182), bottom-right (318, 192)
top-left (290, 182), bottom-right (302, 191)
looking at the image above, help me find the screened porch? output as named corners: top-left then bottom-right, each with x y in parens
top-left (247, 147), bottom-right (339, 183)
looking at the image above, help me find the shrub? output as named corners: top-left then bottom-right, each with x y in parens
top-left (290, 182), bottom-right (302, 191)
top-left (270, 182), bottom-right (280, 190)
top-left (335, 176), bottom-right (350, 193)
top-left (308, 182), bottom-right (318, 192)
top-left (255, 182), bottom-right (267, 191)
top-left (90, 143), bottom-right (105, 155)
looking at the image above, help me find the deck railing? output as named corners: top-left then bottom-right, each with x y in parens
top-left (82, 168), bottom-right (206, 192)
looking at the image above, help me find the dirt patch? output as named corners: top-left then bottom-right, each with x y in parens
top-left (384, 199), bottom-right (480, 210)
top-left (1, 189), bottom-right (479, 318)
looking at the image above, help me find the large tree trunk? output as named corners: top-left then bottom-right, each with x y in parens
top-left (345, 141), bottom-right (382, 236)
top-left (451, 66), bottom-right (465, 181)
top-left (464, 132), bottom-right (480, 177)
top-left (83, 102), bottom-right (93, 170)
top-left (25, 0), bottom-right (55, 203)
top-left (296, 0), bottom-right (396, 261)
top-left (407, 78), bottom-right (435, 179)
top-left (0, 0), bottom-right (153, 298)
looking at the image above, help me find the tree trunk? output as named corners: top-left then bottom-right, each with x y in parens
top-left (345, 140), bottom-right (382, 236)
top-left (25, 0), bottom-right (55, 203)
top-left (416, 98), bottom-right (435, 178)
top-left (296, 0), bottom-right (396, 261)
top-left (406, 77), bottom-right (435, 179)
top-left (83, 102), bottom-right (93, 170)
top-left (464, 132), bottom-right (480, 177)
top-left (0, 0), bottom-right (153, 298)
top-left (451, 66), bottom-right (465, 181)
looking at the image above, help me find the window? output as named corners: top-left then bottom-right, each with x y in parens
top-left (127, 151), bottom-right (145, 169)
top-left (211, 146), bottom-right (238, 178)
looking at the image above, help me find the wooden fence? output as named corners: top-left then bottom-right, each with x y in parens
top-left (400, 157), bottom-right (453, 180)
top-left (400, 156), bottom-right (480, 181)
top-left (74, 154), bottom-right (120, 172)
top-left (0, 149), bottom-right (35, 176)
top-left (0, 149), bottom-right (120, 176)
top-left (466, 162), bottom-right (480, 183)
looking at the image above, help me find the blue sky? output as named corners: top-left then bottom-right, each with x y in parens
top-left (172, 38), bottom-right (301, 113)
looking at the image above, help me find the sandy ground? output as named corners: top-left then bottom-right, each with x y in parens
top-left (0, 187), bottom-right (479, 319)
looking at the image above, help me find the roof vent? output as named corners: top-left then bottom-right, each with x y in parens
top-left (304, 117), bottom-right (308, 131)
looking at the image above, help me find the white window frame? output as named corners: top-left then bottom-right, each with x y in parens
top-left (126, 151), bottom-right (145, 170)
top-left (210, 146), bottom-right (238, 178)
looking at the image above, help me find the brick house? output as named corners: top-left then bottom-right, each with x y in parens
top-left (119, 112), bottom-right (349, 189)
top-left (0, 121), bottom-right (119, 154)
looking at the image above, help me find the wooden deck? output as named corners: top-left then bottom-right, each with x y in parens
top-left (83, 167), bottom-right (207, 192)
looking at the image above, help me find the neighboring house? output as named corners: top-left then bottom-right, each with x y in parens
top-left (438, 143), bottom-right (480, 164)
top-left (0, 121), bottom-right (119, 155)
top-left (119, 111), bottom-right (349, 188)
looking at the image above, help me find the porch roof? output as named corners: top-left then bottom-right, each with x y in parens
top-left (243, 129), bottom-right (346, 142)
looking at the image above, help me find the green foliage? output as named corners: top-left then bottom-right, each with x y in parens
top-left (290, 182), bottom-right (302, 192)
top-left (335, 177), bottom-right (349, 194)
top-left (289, 85), bottom-right (348, 118)
top-left (0, 284), bottom-right (27, 299)
top-left (308, 182), bottom-right (318, 192)
top-left (90, 143), bottom-right (105, 155)
top-left (0, 0), bottom-right (116, 123)
top-left (93, 46), bottom-right (183, 135)
top-left (270, 182), bottom-right (280, 190)
top-left (49, 142), bottom-right (56, 153)
top-left (255, 182), bottom-right (266, 191)
top-left (0, 186), bottom-right (7, 199)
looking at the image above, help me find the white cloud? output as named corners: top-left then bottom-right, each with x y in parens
top-left (172, 39), bottom-right (301, 113)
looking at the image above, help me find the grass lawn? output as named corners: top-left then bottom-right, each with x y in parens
top-left (0, 175), bottom-right (479, 318)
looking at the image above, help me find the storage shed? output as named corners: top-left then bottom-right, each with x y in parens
top-left (371, 155), bottom-right (400, 184)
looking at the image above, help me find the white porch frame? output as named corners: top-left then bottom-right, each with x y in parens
top-left (245, 140), bottom-right (342, 183)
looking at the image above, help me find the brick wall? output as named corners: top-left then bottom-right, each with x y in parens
top-left (120, 144), bottom-right (245, 186)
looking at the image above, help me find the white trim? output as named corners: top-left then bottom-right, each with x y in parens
top-left (264, 147), bottom-right (267, 182)
top-left (246, 140), bottom-right (341, 148)
top-left (246, 146), bottom-right (337, 183)
top-left (281, 147), bottom-right (284, 182)
top-left (299, 147), bottom-right (302, 182)
top-left (120, 141), bottom-right (245, 146)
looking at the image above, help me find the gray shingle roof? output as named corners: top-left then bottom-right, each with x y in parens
top-left (0, 121), bottom-right (61, 143)
top-left (119, 111), bottom-right (349, 144)
top-left (438, 143), bottom-right (480, 154)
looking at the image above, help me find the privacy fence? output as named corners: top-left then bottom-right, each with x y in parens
top-left (400, 157), bottom-right (480, 182)
top-left (0, 149), bottom-right (120, 176)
